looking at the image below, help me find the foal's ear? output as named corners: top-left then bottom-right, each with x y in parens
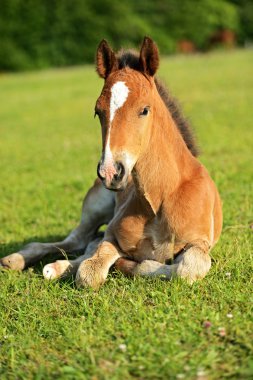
top-left (96, 39), bottom-right (118, 79)
top-left (139, 37), bottom-right (159, 77)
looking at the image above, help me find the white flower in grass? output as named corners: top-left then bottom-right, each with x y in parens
top-left (176, 374), bottom-right (185, 379)
top-left (118, 343), bottom-right (127, 352)
top-left (218, 327), bottom-right (226, 337)
top-left (227, 313), bottom-right (233, 318)
top-left (225, 272), bottom-right (231, 278)
top-left (197, 368), bottom-right (207, 379)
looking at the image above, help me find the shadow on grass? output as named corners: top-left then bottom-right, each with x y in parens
top-left (0, 237), bottom-right (122, 290)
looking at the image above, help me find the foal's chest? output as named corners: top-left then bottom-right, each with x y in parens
top-left (111, 196), bottom-right (176, 263)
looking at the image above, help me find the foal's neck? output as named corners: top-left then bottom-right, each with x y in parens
top-left (133, 95), bottom-right (196, 215)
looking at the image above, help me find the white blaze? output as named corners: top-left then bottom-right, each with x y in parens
top-left (110, 81), bottom-right (129, 123)
top-left (102, 81), bottom-right (129, 182)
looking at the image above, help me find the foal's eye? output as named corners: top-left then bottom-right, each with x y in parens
top-left (139, 107), bottom-right (150, 117)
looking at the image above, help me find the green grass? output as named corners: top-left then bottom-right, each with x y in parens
top-left (0, 49), bottom-right (252, 379)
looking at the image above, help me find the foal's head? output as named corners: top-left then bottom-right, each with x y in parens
top-left (95, 37), bottom-right (159, 191)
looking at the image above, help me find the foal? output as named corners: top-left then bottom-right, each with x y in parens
top-left (0, 37), bottom-right (222, 288)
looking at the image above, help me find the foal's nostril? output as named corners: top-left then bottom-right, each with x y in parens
top-left (97, 161), bottom-right (105, 180)
top-left (114, 161), bottom-right (125, 181)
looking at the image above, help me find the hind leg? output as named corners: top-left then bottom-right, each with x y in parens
top-left (42, 236), bottom-right (103, 280)
top-left (0, 179), bottom-right (115, 270)
top-left (0, 224), bottom-right (92, 271)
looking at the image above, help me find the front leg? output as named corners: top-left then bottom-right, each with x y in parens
top-left (115, 240), bottom-right (212, 284)
top-left (75, 241), bottom-right (120, 289)
top-left (175, 242), bottom-right (211, 284)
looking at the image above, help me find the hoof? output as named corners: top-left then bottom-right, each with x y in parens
top-left (75, 259), bottom-right (107, 290)
top-left (43, 263), bottom-right (58, 280)
top-left (43, 260), bottom-right (72, 280)
top-left (0, 253), bottom-right (25, 270)
top-left (176, 249), bottom-right (211, 284)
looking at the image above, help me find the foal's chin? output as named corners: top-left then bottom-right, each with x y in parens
top-left (103, 178), bottom-right (128, 192)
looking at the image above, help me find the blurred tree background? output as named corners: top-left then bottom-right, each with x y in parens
top-left (0, 0), bottom-right (252, 71)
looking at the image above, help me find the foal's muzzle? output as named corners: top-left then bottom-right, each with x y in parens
top-left (97, 160), bottom-right (127, 191)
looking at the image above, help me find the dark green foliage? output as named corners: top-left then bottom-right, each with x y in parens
top-left (234, 0), bottom-right (253, 43)
top-left (0, 0), bottom-right (249, 71)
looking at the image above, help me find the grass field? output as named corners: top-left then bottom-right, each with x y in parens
top-left (0, 49), bottom-right (252, 379)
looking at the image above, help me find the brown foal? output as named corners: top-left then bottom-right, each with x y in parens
top-left (1, 37), bottom-right (222, 289)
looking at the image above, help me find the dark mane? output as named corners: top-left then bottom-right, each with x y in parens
top-left (116, 50), bottom-right (199, 157)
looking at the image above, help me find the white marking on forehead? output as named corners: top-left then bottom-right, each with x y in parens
top-left (102, 81), bottom-right (129, 182)
top-left (110, 81), bottom-right (129, 123)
